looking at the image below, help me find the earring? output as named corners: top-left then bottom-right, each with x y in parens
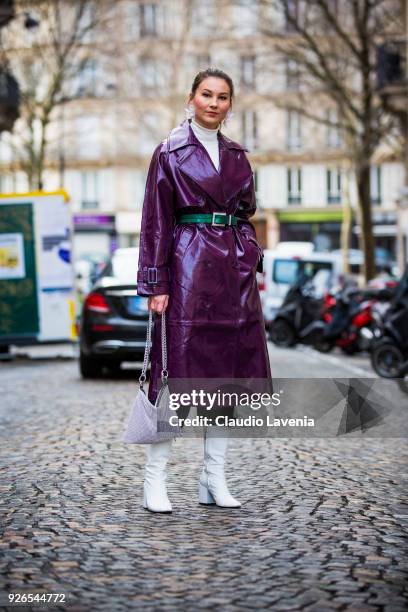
top-left (184, 103), bottom-right (195, 121)
top-left (222, 109), bottom-right (234, 128)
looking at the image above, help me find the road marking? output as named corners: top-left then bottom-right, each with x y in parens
top-left (297, 345), bottom-right (374, 377)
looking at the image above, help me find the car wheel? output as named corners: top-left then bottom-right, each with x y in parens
top-left (270, 319), bottom-right (296, 347)
top-left (79, 352), bottom-right (104, 378)
top-left (370, 340), bottom-right (404, 378)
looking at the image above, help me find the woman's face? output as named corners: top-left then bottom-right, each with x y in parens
top-left (189, 77), bottom-right (232, 129)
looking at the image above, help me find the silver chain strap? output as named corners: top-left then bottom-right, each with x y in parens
top-left (139, 309), bottom-right (168, 390)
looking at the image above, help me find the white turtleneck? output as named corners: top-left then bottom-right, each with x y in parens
top-left (190, 117), bottom-right (220, 172)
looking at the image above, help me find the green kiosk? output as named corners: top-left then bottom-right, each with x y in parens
top-left (0, 190), bottom-right (76, 357)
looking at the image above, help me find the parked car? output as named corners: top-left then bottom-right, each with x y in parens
top-left (79, 247), bottom-right (149, 378)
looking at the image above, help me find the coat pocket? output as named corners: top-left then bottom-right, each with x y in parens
top-left (241, 232), bottom-right (263, 272)
top-left (170, 224), bottom-right (196, 284)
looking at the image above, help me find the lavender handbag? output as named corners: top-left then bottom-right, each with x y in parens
top-left (122, 309), bottom-right (181, 444)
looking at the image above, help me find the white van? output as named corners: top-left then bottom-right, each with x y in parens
top-left (258, 244), bottom-right (342, 327)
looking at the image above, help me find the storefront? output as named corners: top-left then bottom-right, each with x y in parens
top-left (277, 209), bottom-right (356, 252)
top-left (352, 210), bottom-right (397, 264)
top-left (275, 208), bottom-right (397, 265)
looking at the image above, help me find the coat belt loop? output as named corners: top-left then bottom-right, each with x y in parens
top-left (147, 267), bottom-right (158, 284)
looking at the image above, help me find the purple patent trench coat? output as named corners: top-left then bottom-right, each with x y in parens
top-left (137, 118), bottom-right (272, 404)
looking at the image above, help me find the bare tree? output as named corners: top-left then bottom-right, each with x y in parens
top-left (113, 0), bottom-right (202, 161)
top-left (260, 0), bottom-right (403, 282)
top-left (0, 0), bottom-right (115, 190)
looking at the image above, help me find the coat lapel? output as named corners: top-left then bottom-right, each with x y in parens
top-left (218, 136), bottom-right (253, 205)
top-left (169, 120), bottom-right (252, 208)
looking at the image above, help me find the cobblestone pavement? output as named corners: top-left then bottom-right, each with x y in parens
top-left (1, 356), bottom-right (407, 612)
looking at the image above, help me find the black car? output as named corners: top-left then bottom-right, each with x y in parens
top-left (79, 247), bottom-right (149, 378)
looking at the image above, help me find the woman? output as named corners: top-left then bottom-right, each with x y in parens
top-left (137, 68), bottom-right (272, 513)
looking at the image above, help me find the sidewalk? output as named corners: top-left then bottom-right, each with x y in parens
top-left (7, 343), bottom-right (79, 361)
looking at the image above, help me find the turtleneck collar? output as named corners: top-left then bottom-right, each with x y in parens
top-left (190, 117), bottom-right (220, 141)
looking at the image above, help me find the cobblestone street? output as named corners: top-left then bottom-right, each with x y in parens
top-left (1, 351), bottom-right (407, 611)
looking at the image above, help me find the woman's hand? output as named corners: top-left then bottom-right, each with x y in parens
top-left (148, 294), bottom-right (169, 314)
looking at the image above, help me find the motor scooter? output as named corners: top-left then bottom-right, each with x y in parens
top-left (370, 267), bottom-right (408, 378)
top-left (269, 273), bottom-right (328, 349)
top-left (318, 286), bottom-right (379, 354)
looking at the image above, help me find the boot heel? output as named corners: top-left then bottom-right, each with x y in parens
top-left (199, 481), bottom-right (216, 505)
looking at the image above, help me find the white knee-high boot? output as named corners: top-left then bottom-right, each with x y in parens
top-left (143, 439), bottom-right (173, 513)
top-left (199, 430), bottom-right (241, 508)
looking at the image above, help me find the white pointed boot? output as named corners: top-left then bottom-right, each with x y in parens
top-left (199, 431), bottom-right (241, 508)
top-left (143, 439), bottom-right (173, 513)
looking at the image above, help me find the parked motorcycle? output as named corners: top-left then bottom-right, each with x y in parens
top-left (317, 285), bottom-right (392, 355)
top-left (269, 273), bottom-right (329, 349)
top-left (370, 267), bottom-right (408, 378)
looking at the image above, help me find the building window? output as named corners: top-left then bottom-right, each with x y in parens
top-left (287, 167), bottom-right (302, 204)
top-left (286, 58), bottom-right (300, 91)
top-left (191, 0), bottom-right (216, 37)
top-left (285, 0), bottom-right (299, 32)
top-left (371, 165), bottom-right (382, 205)
top-left (79, 2), bottom-right (97, 43)
top-left (124, 1), bottom-right (139, 39)
top-left (76, 115), bottom-right (100, 159)
top-left (138, 111), bottom-right (160, 155)
top-left (233, 0), bottom-right (259, 36)
top-left (240, 56), bottom-right (256, 89)
top-left (140, 3), bottom-right (158, 37)
top-left (326, 108), bottom-right (342, 148)
top-left (327, 167), bottom-right (342, 204)
top-left (241, 110), bottom-right (258, 150)
top-left (0, 173), bottom-right (16, 192)
top-left (195, 54), bottom-right (211, 72)
top-left (81, 171), bottom-right (99, 209)
top-left (139, 57), bottom-right (158, 90)
top-left (77, 59), bottom-right (98, 97)
top-left (286, 109), bottom-right (302, 150)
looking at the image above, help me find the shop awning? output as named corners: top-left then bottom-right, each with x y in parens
top-left (277, 209), bottom-right (346, 223)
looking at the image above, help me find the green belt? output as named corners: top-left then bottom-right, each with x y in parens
top-left (176, 212), bottom-right (240, 227)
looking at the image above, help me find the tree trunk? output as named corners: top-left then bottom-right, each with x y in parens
top-left (341, 165), bottom-right (352, 277)
top-left (356, 163), bottom-right (376, 283)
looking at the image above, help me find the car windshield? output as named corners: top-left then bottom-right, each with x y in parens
top-left (273, 259), bottom-right (333, 285)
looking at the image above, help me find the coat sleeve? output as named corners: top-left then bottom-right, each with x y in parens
top-left (137, 142), bottom-right (175, 296)
top-left (235, 171), bottom-right (264, 274)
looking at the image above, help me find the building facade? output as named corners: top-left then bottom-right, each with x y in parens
top-left (0, 0), bottom-right (404, 267)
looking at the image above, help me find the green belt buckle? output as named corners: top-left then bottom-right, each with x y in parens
top-left (212, 212), bottom-right (232, 226)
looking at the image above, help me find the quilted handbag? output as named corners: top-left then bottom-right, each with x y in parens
top-left (122, 309), bottom-right (181, 444)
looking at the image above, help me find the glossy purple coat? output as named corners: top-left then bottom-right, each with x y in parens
top-left (137, 118), bottom-right (272, 403)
